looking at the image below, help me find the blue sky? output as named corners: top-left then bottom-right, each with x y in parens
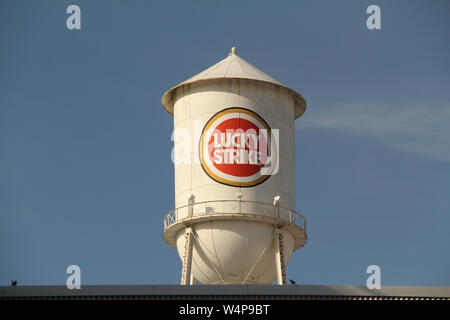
top-left (1, 0), bottom-right (449, 286)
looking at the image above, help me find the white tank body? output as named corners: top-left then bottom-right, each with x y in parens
top-left (162, 49), bottom-right (307, 284)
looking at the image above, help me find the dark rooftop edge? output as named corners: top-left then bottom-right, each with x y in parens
top-left (1, 285), bottom-right (450, 298)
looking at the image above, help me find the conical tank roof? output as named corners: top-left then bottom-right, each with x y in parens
top-left (161, 47), bottom-right (306, 118)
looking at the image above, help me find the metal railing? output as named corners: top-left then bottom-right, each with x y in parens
top-left (163, 200), bottom-right (306, 231)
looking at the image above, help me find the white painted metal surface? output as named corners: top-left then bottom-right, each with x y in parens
top-left (162, 47), bottom-right (306, 118)
top-left (162, 48), bottom-right (307, 284)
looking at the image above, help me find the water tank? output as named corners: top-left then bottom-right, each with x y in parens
top-left (162, 47), bottom-right (307, 284)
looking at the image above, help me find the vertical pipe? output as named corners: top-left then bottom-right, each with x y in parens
top-left (188, 195), bottom-right (195, 218)
top-left (274, 228), bottom-right (287, 285)
top-left (190, 274), bottom-right (198, 285)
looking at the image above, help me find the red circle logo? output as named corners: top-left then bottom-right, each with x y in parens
top-left (200, 108), bottom-right (276, 187)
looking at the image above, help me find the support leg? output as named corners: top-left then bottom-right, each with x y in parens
top-left (190, 273), bottom-right (198, 285)
top-left (181, 227), bottom-right (194, 285)
top-left (274, 228), bottom-right (287, 285)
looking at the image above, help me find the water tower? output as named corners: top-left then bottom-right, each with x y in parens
top-left (162, 47), bottom-right (307, 285)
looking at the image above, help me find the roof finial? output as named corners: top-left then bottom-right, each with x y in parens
top-left (231, 47), bottom-right (237, 55)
